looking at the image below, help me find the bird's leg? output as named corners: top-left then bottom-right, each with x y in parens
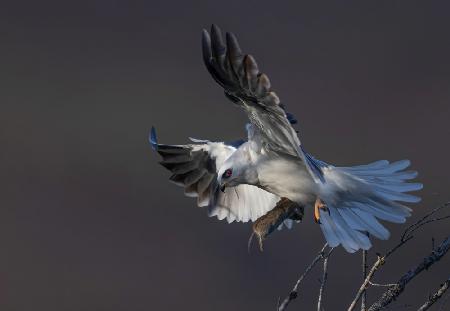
top-left (250, 198), bottom-right (304, 251)
top-left (314, 197), bottom-right (328, 224)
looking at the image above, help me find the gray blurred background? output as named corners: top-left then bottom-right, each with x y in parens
top-left (1, 1), bottom-right (449, 310)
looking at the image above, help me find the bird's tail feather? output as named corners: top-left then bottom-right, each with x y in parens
top-left (319, 160), bottom-right (422, 253)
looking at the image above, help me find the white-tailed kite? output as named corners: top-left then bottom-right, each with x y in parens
top-left (150, 25), bottom-right (422, 253)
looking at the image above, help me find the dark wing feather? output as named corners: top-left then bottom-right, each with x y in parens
top-left (202, 25), bottom-right (325, 183)
top-left (150, 127), bottom-right (217, 204)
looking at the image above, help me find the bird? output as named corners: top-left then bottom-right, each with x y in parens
top-left (149, 24), bottom-right (423, 253)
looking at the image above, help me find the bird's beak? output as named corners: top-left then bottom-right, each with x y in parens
top-left (219, 180), bottom-right (228, 193)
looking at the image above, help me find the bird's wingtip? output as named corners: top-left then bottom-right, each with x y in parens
top-left (149, 126), bottom-right (158, 151)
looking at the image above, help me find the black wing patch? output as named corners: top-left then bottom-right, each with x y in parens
top-left (150, 127), bottom-right (217, 205)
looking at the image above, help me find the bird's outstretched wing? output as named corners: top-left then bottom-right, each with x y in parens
top-left (149, 127), bottom-right (280, 223)
top-left (202, 25), bottom-right (325, 183)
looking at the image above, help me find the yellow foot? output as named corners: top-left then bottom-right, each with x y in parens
top-left (314, 197), bottom-right (328, 224)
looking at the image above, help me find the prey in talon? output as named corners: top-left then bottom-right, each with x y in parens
top-left (251, 198), bottom-right (304, 251)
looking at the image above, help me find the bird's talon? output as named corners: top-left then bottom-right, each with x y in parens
top-left (314, 214), bottom-right (321, 224)
top-left (314, 197), bottom-right (327, 224)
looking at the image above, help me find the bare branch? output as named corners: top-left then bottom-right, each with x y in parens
top-left (348, 254), bottom-right (386, 311)
top-left (278, 243), bottom-right (328, 311)
top-left (368, 281), bottom-right (397, 287)
top-left (367, 236), bottom-right (450, 311)
top-left (317, 248), bottom-right (334, 311)
top-left (362, 239), bottom-right (369, 311)
top-left (348, 202), bottom-right (450, 311)
top-left (417, 277), bottom-right (450, 311)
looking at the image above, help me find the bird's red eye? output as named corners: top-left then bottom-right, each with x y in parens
top-left (223, 169), bottom-right (232, 178)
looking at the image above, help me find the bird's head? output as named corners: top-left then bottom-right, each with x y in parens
top-left (217, 154), bottom-right (258, 192)
top-left (217, 167), bottom-right (238, 192)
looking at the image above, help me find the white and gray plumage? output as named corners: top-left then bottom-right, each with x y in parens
top-left (150, 25), bottom-right (423, 253)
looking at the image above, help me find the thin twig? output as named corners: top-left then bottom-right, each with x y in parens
top-left (384, 303), bottom-right (412, 310)
top-left (277, 243), bottom-right (328, 311)
top-left (368, 281), bottom-right (397, 287)
top-left (367, 236), bottom-right (450, 311)
top-left (348, 239), bottom-right (414, 311)
top-left (362, 244), bottom-right (368, 311)
top-left (401, 203), bottom-right (450, 242)
top-left (417, 277), bottom-right (450, 311)
top-left (317, 248), bottom-right (334, 311)
top-left (348, 254), bottom-right (386, 311)
top-left (347, 202), bottom-right (450, 311)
